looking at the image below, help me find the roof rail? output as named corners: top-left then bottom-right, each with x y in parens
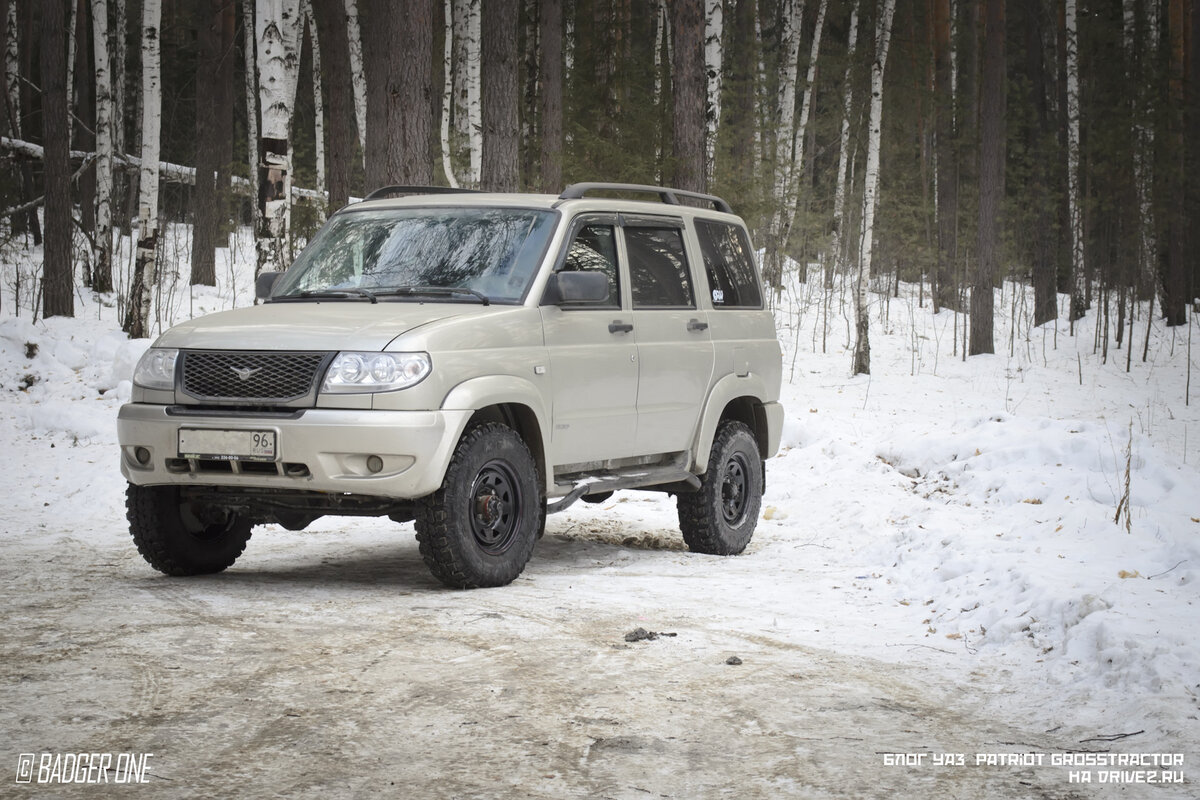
top-left (557, 182), bottom-right (733, 215)
top-left (363, 185), bottom-right (481, 202)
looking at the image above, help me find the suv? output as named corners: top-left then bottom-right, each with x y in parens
top-left (118, 183), bottom-right (783, 588)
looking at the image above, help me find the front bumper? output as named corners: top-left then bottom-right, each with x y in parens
top-left (118, 404), bottom-right (472, 499)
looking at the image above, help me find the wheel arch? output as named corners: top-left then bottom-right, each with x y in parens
top-left (693, 374), bottom-right (780, 471)
top-left (441, 375), bottom-right (551, 492)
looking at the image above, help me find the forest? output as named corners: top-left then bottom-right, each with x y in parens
top-left (1, 0), bottom-right (1197, 374)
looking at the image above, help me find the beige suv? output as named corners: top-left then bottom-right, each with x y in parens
top-left (118, 183), bottom-right (783, 588)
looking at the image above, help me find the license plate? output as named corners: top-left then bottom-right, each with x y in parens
top-left (178, 428), bottom-right (277, 461)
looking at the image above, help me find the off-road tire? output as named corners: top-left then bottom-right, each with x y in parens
top-left (415, 423), bottom-right (542, 588)
top-left (126, 484), bottom-right (253, 576)
top-left (677, 420), bottom-right (762, 555)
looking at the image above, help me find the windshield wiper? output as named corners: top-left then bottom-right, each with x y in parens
top-left (372, 286), bottom-right (491, 305)
top-left (273, 288), bottom-right (379, 303)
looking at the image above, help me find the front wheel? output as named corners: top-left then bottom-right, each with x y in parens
top-left (415, 423), bottom-right (542, 588)
top-left (677, 421), bottom-right (763, 555)
top-left (126, 484), bottom-right (253, 575)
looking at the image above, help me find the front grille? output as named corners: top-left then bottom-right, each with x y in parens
top-left (180, 351), bottom-right (330, 405)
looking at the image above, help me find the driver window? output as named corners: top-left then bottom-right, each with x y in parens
top-left (560, 224), bottom-right (620, 307)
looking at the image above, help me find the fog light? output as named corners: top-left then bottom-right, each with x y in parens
top-left (134, 446), bottom-right (152, 466)
top-left (366, 455), bottom-right (384, 474)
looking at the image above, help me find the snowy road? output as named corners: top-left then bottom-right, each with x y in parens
top-left (0, 507), bottom-right (1188, 799)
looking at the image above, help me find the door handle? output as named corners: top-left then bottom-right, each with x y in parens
top-left (687, 318), bottom-right (709, 332)
top-left (608, 321), bottom-right (634, 334)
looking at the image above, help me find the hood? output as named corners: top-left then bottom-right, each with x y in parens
top-left (154, 301), bottom-right (490, 351)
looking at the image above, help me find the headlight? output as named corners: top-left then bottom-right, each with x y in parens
top-left (132, 348), bottom-right (179, 391)
top-left (321, 352), bottom-right (431, 394)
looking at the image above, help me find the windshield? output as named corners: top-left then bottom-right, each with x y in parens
top-left (271, 207), bottom-right (557, 303)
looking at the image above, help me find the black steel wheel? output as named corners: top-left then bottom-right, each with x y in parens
top-left (415, 423), bottom-right (542, 588)
top-left (126, 484), bottom-right (253, 575)
top-left (677, 420), bottom-right (763, 555)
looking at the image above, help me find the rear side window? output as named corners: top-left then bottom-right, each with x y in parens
top-left (627, 227), bottom-right (695, 308)
top-left (695, 220), bottom-right (763, 308)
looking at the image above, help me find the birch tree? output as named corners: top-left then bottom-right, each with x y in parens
top-left (344, 0), bottom-right (367, 162)
top-left (829, 0), bottom-right (860, 287)
top-left (440, 0), bottom-right (457, 187)
top-left (92, 0), bottom-right (115, 293)
top-left (852, 0), bottom-right (897, 376)
top-left (124, 0), bottom-right (162, 338)
top-left (1065, 0), bottom-right (1086, 325)
top-left (301, 0), bottom-right (325, 203)
top-left (451, 0), bottom-right (481, 186)
top-left (242, 0), bottom-right (261, 255)
top-left (41, 0), bottom-right (72, 318)
top-left (703, 0), bottom-right (722, 180)
top-left (779, 0), bottom-right (828, 258)
top-left (255, 0), bottom-right (302, 273)
top-left (764, 0), bottom-right (803, 289)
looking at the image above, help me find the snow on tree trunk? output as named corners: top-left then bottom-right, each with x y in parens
top-left (125, 0), bottom-right (162, 338)
top-left (344, 0), bottom-right (366, 162)
top-left (829, 0), bottom-right (860, 288)
top-left (440, 0), bottom-right (457, 188)
top-left (1065, 0), bottom-right (1086, 324)
top-left (302, 0), bottom-right (325, 207)
top-left (852, 0), bottom-right (896, 376)
top-left (91, 0), bottom-right (114, 293)
top-left (255, 0), bottom-right (302, 274)
top-left (703, 0), bottom-right (722, 181)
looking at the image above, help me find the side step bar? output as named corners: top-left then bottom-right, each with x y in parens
top-left (546, 466), bottom-right (701, 515)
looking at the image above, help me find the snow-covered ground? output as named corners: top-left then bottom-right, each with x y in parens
top-left (1, 227), bottom-right (1197, 796)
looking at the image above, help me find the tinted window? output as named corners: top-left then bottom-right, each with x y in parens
top-left (627, 227), bottom-right (695, 308)
top-left (695, 220), bottom-right (762, 308)
top-left (559, 224), bottom-right (620, 306)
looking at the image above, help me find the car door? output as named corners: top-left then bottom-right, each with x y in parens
top-left (621, 215), bottom-right (716, 457)
top-left (539, 216), bottom-right (639, 469)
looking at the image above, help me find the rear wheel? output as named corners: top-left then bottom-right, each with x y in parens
top-left (415, 423), bottom-right (542, 588)
top-left (677, 420), bottom-right (762, 555)
top-left (126, 484), bottom-right (253, 575)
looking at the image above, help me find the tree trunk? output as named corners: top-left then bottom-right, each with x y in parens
top-left (314, 0), bottom-right (357, 210)
top-left (829, 0), bottom-right (860, 288)
top-left (393, 0), bottom-right (433, 184)
top-left (362, 0), bottom-right (388, 184)
top-left (344, 0), bottom-right (367, 166)
top-left (191, 0), bottom-right (222, 286)
top-left (1158, 0), bottom-right (1187, 326)
top-left (852, 0), bottom-right (897, 377)
top-left (780, 0), bottom-right (827, 259)
top-left (451, 0), bottom-right (482, 186)
top-left (124, 0), bottom-right (162, 338)
top-left (255, 0), bottom-right (302, 273)
top-left (242, 0), bottom-right (261, 264)
top-left (72, 0), bottom-right (95, 239)
top-left (539, 0), bottom-right (563, 192)
top-left (302, 1), bottom-right (325, 205)
top-left (764, 0), bottom-right (802, 290)
top-left (670, 0), bottom-right (705, 194)
top-left (440, 0), bottom-right (457, 187)
top-left (8, 0), bottom-right (39, 243)
top-left (91, 0), bottom-right (115, 293)
top-left (1065, 0), bottom-right (1086, 324)
top-left (1027, 0), bottom-right (1055, 326)
top-left (215, 0), bottom-right (235, 244)
top-left (480, 0), bottom-right (518, 191)
top-left (703, 0), bottom-right (722, 181)
top-left (971, 0), bottom-right (1004, 356)
top-left (933, 0), bottom-right (958, 312)
top-left (41, 0), bottom-right (73, 318)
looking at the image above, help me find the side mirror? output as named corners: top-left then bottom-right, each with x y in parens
top-left (255, 271), bottom-right (281, 300)
top-left (542, 271), bottom-right (610, 305)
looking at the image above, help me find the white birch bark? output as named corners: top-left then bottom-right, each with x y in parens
top-left (131, 0), bottom-right (162, 339)
top-left (66, 0), bottom-right (77, 119)
top-left (4, 1), bottom-right (20, 138)
top-left (767, 0), bottom-right (803, 286)
top-left (242, 0), bottom-right (261, 257)
top-left (465, 0), bottom-right (481, 185)
top-left (780, 0), bottom-right (828, 253)
top-left (1065, 0), bottom-right (1085, 321)
top-left (255, 0), bottom-right (302, 273)
top-left (441, 0), bottom-right (458, 187)
top-left (830, 0), bottom-right (860, 282)
top-left (92, 0), bottom-right (115, 292)
top-left (343, 0), bottom-right (366, 159)
top-left (703, 0), bottom-right (722, 179)
top-left (654, 0), bottom-right (666, 163)
top-left (853, 0), bottom-right (897, 376)
top-left (302, 0), bottom-right (325, 208)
